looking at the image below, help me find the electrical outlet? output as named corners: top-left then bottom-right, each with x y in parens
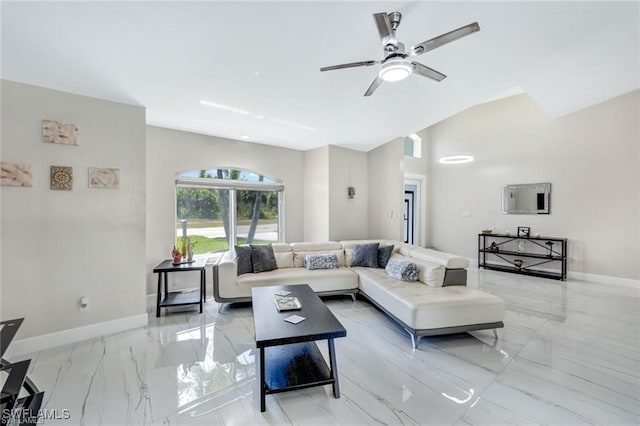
top-left (79, 296), bottom-right (89, 311)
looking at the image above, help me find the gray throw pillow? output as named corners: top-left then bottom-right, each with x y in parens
top-left (378, 245), bottom-right (394, 268)
top-left (305, 253), bottom-right (339, 270)
top-left (250, 244), bottom-right (278, 273)
top-left (351, 243), bottom-right (379, 268)
top-left (235, 245), bottom-right (253, 275)
top-left (385, 259), bottom-right (419, 281)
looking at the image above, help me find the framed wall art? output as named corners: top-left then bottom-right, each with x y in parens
top-left (88, 167), bottom-right (120, 189)
top-left (43, 119), bottom-right (79, 146)
top-left (1, 161), bottom-right (33, 187)
top-left (50, 166), bottom-right (73, 190)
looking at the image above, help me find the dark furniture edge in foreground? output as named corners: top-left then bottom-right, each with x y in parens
top-left (1, 318), bottom-right (44, 426)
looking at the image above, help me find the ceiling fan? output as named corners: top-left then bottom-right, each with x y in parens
top-left (320, 12), bottom-right (480, 96)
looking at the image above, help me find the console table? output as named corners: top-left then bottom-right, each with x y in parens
top-left (1, 318), bottom-right (44, 425)
top-left (478, 233), bottom-right (567, 280)
top-left (153, 258), bottom-right (207, 317)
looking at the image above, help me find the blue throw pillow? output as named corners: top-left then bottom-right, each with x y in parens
top-left (351, 243), bottom-right (380, 268)
top-left (385, 259), bottom-right (419, 282)
top-left (250, 244), bottom-right (278, 273)
top-left (377, 245), bottom-right (394, 268)
top-left (235, 245), bottom-right (253, 275)
top-left (305, 253), bottom-right (339, 270)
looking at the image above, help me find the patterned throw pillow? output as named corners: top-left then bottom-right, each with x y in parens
top-left (250, 244), bottom-right (278, 273)
top-left (351, 243), bottom-right (380, 268)
top-left (385, 259), bottom-right (419, 282)
top-left (235, 245), bottom-right (253, 275)
top-left (304, 253), bottom-right (339, 270)
top-left (377, 245), bottom-right (394, 268)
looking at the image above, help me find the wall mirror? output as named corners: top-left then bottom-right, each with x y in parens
top-left (502, 183), bottom-right (551, 214)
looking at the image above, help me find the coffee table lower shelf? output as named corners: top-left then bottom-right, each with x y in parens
top-left (263, 341), bottom-right (333, 394)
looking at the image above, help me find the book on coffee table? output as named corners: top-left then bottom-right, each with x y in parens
top-left (274, 296), bottom-right (302, 311)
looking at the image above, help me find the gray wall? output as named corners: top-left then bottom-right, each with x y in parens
top-left (427, 91), bottom-right (639, 280)
top-left (367, 138), bottom-right (404, 240)
top-left (145, 126), bottom-right (305, 294)
top-left (0, 80), bottom-right (147, 338)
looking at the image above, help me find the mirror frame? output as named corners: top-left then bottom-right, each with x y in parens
top-left (502, 183), bottom-right (551, 215)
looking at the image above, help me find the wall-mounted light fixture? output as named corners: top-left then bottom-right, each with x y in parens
top-left (347, 186), bottom-right (356, 198)
top-left (439, 155), bottom-right (474, 164)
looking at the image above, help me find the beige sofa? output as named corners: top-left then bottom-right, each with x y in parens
top-left (213, 240), bottom-right (505, 348)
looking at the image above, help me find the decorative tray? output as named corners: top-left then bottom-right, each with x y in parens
top-left (274, 296), bottom-right (302, 311)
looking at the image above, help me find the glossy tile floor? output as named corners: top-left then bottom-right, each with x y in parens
top-left (17, 269), bottom-right (640, 425)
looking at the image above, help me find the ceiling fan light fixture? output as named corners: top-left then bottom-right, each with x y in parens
top-left (379, 57), bottom-right (412, 82)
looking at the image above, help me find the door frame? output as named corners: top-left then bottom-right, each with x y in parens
top-left (404, 174), bottom-right (426, 247)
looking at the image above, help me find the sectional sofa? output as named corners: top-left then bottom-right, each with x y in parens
top-left (213, 240), bottom-right (505, 348)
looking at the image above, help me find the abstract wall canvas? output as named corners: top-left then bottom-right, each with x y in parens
top-left (0, 162), bottom-right (33, 187)
top-left (43, 119), bottom-right (79, 146)
top-left (50, 166), bottom-right (73, 190)
top-left (88, 167), bottom-right (120, 189)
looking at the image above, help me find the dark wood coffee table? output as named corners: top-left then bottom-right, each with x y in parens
top-left (251, 284), bottom-right (347, 412)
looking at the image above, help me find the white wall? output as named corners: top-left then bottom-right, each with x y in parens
top-left (0, 80), bottom-right (147, 339)
top-left (146, 126), bottom-right (305, 294)
top-left (367, 138), bottom-right (404, 240)
top-left (328, 145), bottom-right (368, 241)
top-left (428, 91), bottom-right (639, 280)
top-left (303, 146), bottom-right (329, 241)
top-left (404, 130), bottom-right (431, 246)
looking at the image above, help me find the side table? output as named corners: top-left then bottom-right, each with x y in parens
top-left (153, 258), bottom-right (207, 317)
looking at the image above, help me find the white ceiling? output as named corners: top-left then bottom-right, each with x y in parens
top-left (2, 1), bottom-right (639, 152)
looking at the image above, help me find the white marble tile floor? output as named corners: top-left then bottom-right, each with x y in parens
top-left (13, 269), bottom-right (640, 425)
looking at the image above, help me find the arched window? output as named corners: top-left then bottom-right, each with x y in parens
top-left (175, 168), bottom-right (284, 255)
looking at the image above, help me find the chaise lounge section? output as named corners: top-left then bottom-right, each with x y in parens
top-left (213, 240), bottom-right (505, 348)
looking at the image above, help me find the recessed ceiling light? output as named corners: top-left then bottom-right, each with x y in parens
top-left (439, 155), bottom-right (474, 164)
top-left (199, 100), bottom-right (249, 115)
top-left (240, 135), bottom-right (251, 140)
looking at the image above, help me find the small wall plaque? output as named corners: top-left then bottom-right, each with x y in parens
top-left (1, 162), bottom-right (33, 187)
top-left (50, 166), bottom-right (73, 190)
top-left (43, 119), bottom-right (79, 146)
top-left (88, 167), bottom-right (120, 189)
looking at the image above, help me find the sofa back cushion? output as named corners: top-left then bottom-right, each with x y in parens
top-left (409, 247), bottom-right (470, 269)
top-left (272, 243), bottom-right (294, 269)
top-left (290, 241), bottom-right (345, 267)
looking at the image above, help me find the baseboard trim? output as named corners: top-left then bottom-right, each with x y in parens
top-left (5, 313), bottom-right (149, 357)
top-left (470, 257), bottom-right (638, 288)
top-left (567, 271), bottom-right (639, 288)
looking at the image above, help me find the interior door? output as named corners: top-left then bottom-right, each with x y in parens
top-left (404, 190), bottom-right (415, 244)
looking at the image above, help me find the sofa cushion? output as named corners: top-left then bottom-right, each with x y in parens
top-left (385, 259), bottom-right (419, 281)
top-left (250, 244), bottom-right (278, 273)
top-left (377, 244), bottom-right (394, 268)
top-left (234, 267), bottom-right (359, 299)
top-left (291, 242), bottom-right (345, 267)
top-left (305, 253), bottom-right (339, 270)
top-left (409, 247), bottom-right (470, 269)
top-left (342, 240), bottom-right (401, 266)
top-left (272, 243), bottom-right (294, 269)
top-left (354, 267), bottom-right (505, 330)
top-left (235, 245), bottom-right (253, 275)
top-left (352, 243), bottom-right (380, 268)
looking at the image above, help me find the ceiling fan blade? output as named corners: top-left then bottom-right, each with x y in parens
top-left (364, 77), bottom-right (383, 97)
top-left (373, 12), bottom-right (392, 42)
top-left (320, 60), bottom-right (378, 72)
top-left (412, 62), bottom-right (447, 81)
top-left (409, 22), bottom-right (480, 56)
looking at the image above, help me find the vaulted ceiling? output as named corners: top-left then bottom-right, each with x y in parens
top-left (2, 1), bottom-right (638, 151)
